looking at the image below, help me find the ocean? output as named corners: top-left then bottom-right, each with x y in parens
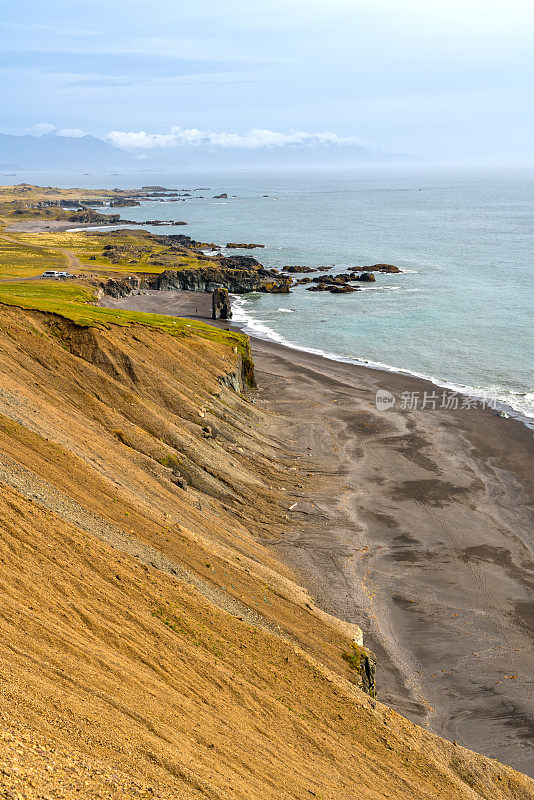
top-left (12, 166), bottom-right (534, 422)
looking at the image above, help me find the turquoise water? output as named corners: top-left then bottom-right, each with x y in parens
top-left (18, 167), bottom-right (534, 420)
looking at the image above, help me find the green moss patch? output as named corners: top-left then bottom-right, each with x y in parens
top-left (0, 279), bottom-right (254, 385)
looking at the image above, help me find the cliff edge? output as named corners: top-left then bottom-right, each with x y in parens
top-left (0, 302), bottom-right (532, 799)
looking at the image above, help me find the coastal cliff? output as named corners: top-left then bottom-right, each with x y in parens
top-left (102, 266), bottom-right (291, 297)
top-left (0, 297), bottom-right (532, 798)
top-left (0, 186), bottom-right (533, 797)
top-left (148, 265), bottom-right (287, 293)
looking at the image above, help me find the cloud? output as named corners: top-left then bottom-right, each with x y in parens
top-left (56, 128), bottom-right (86, 138)
top-left (28, 122), bottom-right (57, 136)
top-left (25, 123), bottom-right (86, 138)
top-left (106, 126), bottom-right (365, 150)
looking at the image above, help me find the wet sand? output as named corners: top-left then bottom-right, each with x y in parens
top-left (102, 289), bottom-right (534, 776)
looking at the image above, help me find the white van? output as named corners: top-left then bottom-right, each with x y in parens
top-left (42, 271), bottom-right (59, 278)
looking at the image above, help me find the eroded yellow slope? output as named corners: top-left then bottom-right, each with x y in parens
top-left (0, 305), bottom-right (532, 799)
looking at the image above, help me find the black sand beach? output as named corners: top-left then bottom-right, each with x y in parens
top-left (102, 289), bottom-right (534, 776)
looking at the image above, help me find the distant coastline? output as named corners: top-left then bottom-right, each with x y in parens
top-left (5, 175), bottom-right (530, 426)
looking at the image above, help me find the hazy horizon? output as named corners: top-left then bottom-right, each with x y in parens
top-left (1, 0), bottom-right (533, 168)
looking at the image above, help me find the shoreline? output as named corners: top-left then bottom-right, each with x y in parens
top-left (105, 288), bottom-right (534, 429)
top-left (101, 288), bottom-right (534, 776)
top-left (5, 220), bottom-right (123, 234)
top-left (10, 197), bottom-right (531, 426)
top-left (250, 334), bottom-right (534, 777)
top-left (229, 294), bottom-right (534, 429)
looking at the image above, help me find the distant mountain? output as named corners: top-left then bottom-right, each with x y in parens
top-left (0, 133), bottom-right (135, 171)
top-left (0, 132), bottom-right (409, 174)
top-left (120, 142), bottom-right (408, 170)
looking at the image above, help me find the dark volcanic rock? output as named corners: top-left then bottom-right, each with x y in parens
top-left (258, 268), bottom-right (280, 277)
top-left (66, 208), bottom-right (120, 224)
top-left (356, 263), bottom-right (401, 273)
top-left (165, 233), bottom-right (219, 249)
top-left (226, 242), bottom-right (265, 249)
top-left (142, 220), bottom-right (187, 226)
top-left (60, 199), bottom-right (97, 208)
top-left (282, 265), bottom-right (316, 273)
top-left (329, 284), bottom-right (358, 293)
top-left (101, 275), bottom-right (141, 298)
top-left (354, 272), bottom-right (376, 282)
top-left (212, 287), bottom-right (232, 320)
top-left (148, 268), bottom-right (264, 294)
top-left (368, 263), bottom-right (401, 273)
top-left (213, 193), bottom-right (228, 199)
top-left (343, 644), bottom-right (377, 697)
top-left (96, 229), bottom-right (289, 297)
top-left (110, 198), bottom-right (141, 207)
top-left (220, 255), bottom-right (261, 269)
top-left (311, 274), bottom-right (350, 285)
top-left (306, 281), bottom-right (360, 293)
top-left (260, 280), bottom-right (292, 294)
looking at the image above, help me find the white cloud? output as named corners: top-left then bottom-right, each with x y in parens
top-left (106, 126), bottom-right (364, 150)
top-left (57, 128), bottom-right (86, 138)
top-left (28, 122), bottom-right (56, 136)
top-left (25, 123), bottom-right (86, 138)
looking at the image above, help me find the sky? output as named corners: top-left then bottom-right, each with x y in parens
top-left (1, 0), bottom-right (533, 163)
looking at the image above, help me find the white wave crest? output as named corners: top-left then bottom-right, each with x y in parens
top-left (230, 294), bottom-right (533, 428)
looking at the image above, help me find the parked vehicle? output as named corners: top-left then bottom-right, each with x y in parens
top-left (41, 271), bottom-right (70, 279)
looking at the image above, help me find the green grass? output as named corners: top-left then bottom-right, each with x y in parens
top-left (0, 184), bottom-right (118, 204)
top-left (70, 230), bottom-right (209, 274)
top-left (0, 236), bottom-right (66, 278)
top-left (0, 223), bottom-right (256, 385)
top-left (0, 279), bottom-right (254, 375)
top-left (0, 281), bottom-right (94, 306)
top-left (0, 185), bottom-right (213, 278)
top-left (0, 228), bottom-right (209, 278)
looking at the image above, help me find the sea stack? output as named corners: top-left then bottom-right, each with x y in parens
top-left (212, 287), bottom-right (232, 319)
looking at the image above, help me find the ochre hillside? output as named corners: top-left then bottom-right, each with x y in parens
top-left (0, 187), bottom-right (532, 797)
top-left (0, 303), bottom-right (533, 799)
